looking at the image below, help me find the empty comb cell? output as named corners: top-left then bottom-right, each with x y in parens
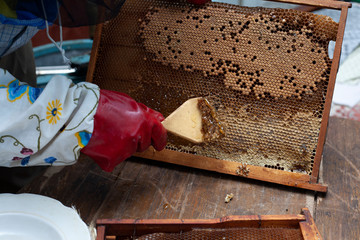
top-left (88, 0), bottom-right (350, 191)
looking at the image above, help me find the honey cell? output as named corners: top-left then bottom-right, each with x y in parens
top-left (92, 0), bottom-right (338, 175)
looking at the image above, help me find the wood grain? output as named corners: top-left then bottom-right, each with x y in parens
top-left (272, 0), bottom-right (351, 9)
top-left (135, 148), bottom-right (327, 192)
top-left (85, 0), bottom-right (351, 192)
top-left (97, 214), bottom-right (307, 237)
top-left (19, 118), bottom-right (360, 239)
top-left (86, 23), bottom-right (103, 83)
top-left (312, 5), bottom-right (350, 181)
top-left (315, 118), bottom-right (360, 240)
top-left (20, 155), bottom-right (314, 222)
top-left (300, 208), bottom-right (323, 240)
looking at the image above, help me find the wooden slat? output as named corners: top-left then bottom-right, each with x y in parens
top-left (268, 0), bottom-right (351, 9)
top-left (97, 214), bottom-right (306, 236)
top-left (86, 23), bottom-right (104, 83)
top-left (135, 149), bottom-right (327, 192)
top-left (300, 208), bottom-right (323, 240)
top-left (97, 214), bottom-right (306, 225)
top-left (312, 5), bottom-right (350, 181)
top-left (96, 209), bottom-right (323, 239)
top-left (294, 5), bottom-right (321, 12)
top-left (96, 211), bottom-right (324, 239)
top-left (96, 225), bottom-right (106, 240)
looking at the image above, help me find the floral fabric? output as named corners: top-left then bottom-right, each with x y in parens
top-left (0, 69), bottom-right (99, 167)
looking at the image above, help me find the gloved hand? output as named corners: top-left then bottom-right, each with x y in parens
top-left (187, 0), bottom-right (211, 4)
top-left (81, 90), bottom-right (167, 172)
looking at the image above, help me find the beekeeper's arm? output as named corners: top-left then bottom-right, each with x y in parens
top-left (0, 70), bottom-right (167, 172)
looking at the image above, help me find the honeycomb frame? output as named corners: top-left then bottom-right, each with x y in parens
top-left (96, 208), bottom-right (321, 240)
top-left (87, 0), bottom-right (351, 192)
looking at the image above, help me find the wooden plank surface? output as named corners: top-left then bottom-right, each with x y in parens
top-left (19, 117), bottom-right (360, 239)
top-left (315, 117), bottom-right (360, 240)
top-left (19, 148), bottom-right (314, 224)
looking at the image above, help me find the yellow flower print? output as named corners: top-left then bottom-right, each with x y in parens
top-left (46, 100), bottom-right (63, 125)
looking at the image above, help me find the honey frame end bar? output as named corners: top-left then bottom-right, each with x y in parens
top-left (87, 0), bottom-right (350, 193)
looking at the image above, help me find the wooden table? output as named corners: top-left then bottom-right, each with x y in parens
top-left (20, 117), bottom-right (360, 240)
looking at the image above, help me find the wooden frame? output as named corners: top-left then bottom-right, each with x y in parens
top-left (96, 208), bottom-right (322, 240)
top-left (87, 0), bottom-right (351, 193)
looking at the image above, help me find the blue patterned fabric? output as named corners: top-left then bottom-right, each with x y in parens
top-left (75, 131), bottom-right (92, 148)
top-left (0, 71), bottom-right (99, 168)
top-left (0, 79), bottom-right (44, 103)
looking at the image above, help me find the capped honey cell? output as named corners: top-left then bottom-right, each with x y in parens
top-left (92, 0), bottom-right (338, 175)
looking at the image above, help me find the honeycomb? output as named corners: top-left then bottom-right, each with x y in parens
top-left (90, 0), bottom-right (338, 175)
top-left (116, 227), bottom-right (303, 240)
top-left (198, 97), bottom-right (225, 142)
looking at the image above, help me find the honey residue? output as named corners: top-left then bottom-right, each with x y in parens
top-left (91, 0), bottom-right (338, 175)
top-left (198, 98), bottom-right (225, 142)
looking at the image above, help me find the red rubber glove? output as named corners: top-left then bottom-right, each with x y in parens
top-left (187, 0), bottom-right (211, 4)
top-left (81, 90), bottom-right (167, 172)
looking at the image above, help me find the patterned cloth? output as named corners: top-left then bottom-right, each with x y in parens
top-left (0, 0), bottom-right (59, 57)
top-left (0, 69), bottom-right (100, 167)
top-left (0, 23), bottom-right (38, 57)
top-left (331, 103), bottom-right (360, 121)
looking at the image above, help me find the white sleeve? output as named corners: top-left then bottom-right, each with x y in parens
top-left (0, 70), bottom-right (100, 167)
